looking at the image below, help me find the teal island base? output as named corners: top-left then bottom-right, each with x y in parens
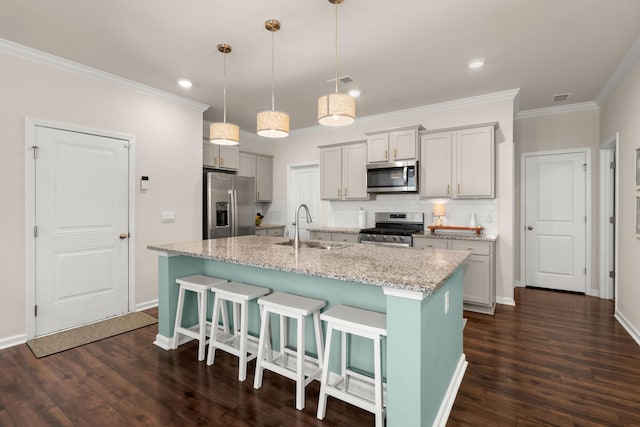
top-left (152, 250), bottom-right (466, 427)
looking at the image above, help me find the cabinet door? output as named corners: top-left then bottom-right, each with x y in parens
top-left (333, 233), bottom-right (358, 243)
top-left (455, 126), bottom-right (494, 198)
top-left (413, 238), bottom-right (449, 249)
top-left (256, 156), bottom-right (273, 202)
top-left (390, 129), bottom-right (417, 161)
top-left (320, 147), bottom-right (343, 200)
top-left (267, 227), bottom-right (284, 237)
top-left (367, 134), bottom-right (389, 163)
top-left (238, 152), bottom-right (256, 177)
top-left (255, 228), bottom-right (268, 236)
top-left (420, 133), bottom-right (452, 198)
top-left (461, 254), bottom-right (491, 305)
top-left (342, 143), bottom-right (368, 200)
top-left (218, 145), bottom-right (239, 171)
top-left (203, 142), bottom-right (217, 167)
top-left (309, 231), bottom-right (332, 241)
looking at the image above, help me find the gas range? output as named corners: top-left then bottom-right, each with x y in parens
top-left (358, 212), bottom-right (424, 247)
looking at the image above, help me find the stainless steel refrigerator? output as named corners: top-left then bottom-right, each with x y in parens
top-left (203, 171), bottom-right (256, 239)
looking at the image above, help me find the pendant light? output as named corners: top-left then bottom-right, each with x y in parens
top-left (257, 19), bottom-right (290, 138)
top-left (318, 0), bottom-right (355, 127)
top-left (210, 43), bottom-right (239, 145)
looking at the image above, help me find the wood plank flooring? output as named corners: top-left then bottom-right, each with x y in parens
top-left (1, 287), bottom-right (639, 426)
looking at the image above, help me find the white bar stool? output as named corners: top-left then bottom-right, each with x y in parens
top-left (317, 304), bottom-right (387, 427)
top-left (206, 281), bottom-right (270, 381)
top-left (253, 292), bottom-right (326, 410)
top-left (172, 274), bottom-right (230, 361)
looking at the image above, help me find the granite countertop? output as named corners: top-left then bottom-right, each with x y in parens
top-left (307, 227), bottom-right (361, 235)
top-left (413, 232), bottom-right (498, 242)
top-left (256, 223), bottom-right (285, 230)
top-left (148, 235), bottom-right (470, 294)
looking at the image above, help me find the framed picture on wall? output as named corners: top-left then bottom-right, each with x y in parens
top-left (636, 147), bottom-right (640, 189)
top-left (637, 196), bottom-right (640, 238)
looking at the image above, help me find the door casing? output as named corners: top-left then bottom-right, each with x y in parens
top-left (25, 118), bottom-right (137, 339)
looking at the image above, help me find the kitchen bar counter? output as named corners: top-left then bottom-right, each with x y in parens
top-left (149, 236), bottom-right (468, 427)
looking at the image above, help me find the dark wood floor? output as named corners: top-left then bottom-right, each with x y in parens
top-left (1, 287), bottom-right (639, 426)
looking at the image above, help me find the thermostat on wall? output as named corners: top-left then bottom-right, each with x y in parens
top-left (140, 176), bottom-right (149, 190)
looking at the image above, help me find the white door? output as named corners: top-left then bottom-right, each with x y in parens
top-left (287, 163), bottom-right (320, 239)
top-left (34, 125), bottom-right (129, 336)
top-left (524, 152), bottom-right (586, 292)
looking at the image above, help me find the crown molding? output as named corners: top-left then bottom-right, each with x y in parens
top-left (0, 38), bottom-right (209, 113)
top-left (290, 89), bottom-right (521, 136)
top-left (516, 101), bottom-right (599, 119)
top-left (595, 34), bottom-right (640, 106)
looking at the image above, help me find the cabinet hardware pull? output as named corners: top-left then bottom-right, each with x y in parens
top-left (214, 156), bottom-right (218, 166)
top-left (384, 149), bottom-right (388, 159)
top-left (447, 184), bottom-right (450, 195)
top-left (257, 192), bottom-right (260, 199)
top-left (221, 157), bottom-right (224, 166)
top-left (393, 148), bottom-right (397, 159)
top-left (458, 183), bottom-right (461, 194)
top-left (338, 189), bottom-right (341, 197)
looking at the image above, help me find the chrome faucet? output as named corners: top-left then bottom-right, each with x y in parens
top-left (293, 204), bottom-right (312, 249)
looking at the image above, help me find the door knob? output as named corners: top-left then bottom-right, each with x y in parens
top-left (119, 233), bottom-right (129, 239)
top-left (527, 226), bottom-right (533, 231)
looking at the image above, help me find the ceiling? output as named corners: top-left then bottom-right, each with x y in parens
top-left (2, 0), bottom-right (640, 133)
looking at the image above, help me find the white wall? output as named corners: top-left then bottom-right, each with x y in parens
top-left (600, 59), bottom-right (640, 339)
top-left (265, 93), bottom-right (517, 304)
top-left (0, 51), bottom-right (204, 342)
top-left (514, 108), bottom-right (600, 291)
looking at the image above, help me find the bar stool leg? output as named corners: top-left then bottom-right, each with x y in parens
top-left (313, 312), bottom-right (324, 373)
top-left (253, 305), bottom-right (270, 389)
top-left (238, 301), bottom-right (249, 381)
top-left (206, 295), bottom-right (222, 366)
top-left (373, 335), bottom-right (384, 427)
top-left (172, 286), bottom-right (186, 350)
top-left (341, 330), bottom-right (349, 392)
top-left (295, 314), bottom-right (306, 410)
top-left (197, 291), bottom-right (207, 361)
top-left (317, 323), bottom-right (333, 420)
top-left (280, 315), bottom-right (288, 368)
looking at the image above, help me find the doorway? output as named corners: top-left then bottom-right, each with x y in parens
top-left (26, 119), bottom-right (136, 338)
top-left (286, 162), bottom-right (320, 239)
top-left (521, 149), bottom-right (591, 293)
top-left (599, 135), bottom-right (618, 301)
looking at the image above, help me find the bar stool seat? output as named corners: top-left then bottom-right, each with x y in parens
top-left (317, 304), bottom-right (387, 427)
top-left (253, 292), bottom-right (326, 410)
top-left (172, 274), bottom-right (229, 361)
top-left (206, 281), bottom-right (270, 381)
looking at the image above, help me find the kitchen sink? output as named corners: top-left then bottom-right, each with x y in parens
top-left (275, 240), bottom-right (348, 250)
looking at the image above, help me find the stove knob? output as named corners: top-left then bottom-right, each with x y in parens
top-left (381, 236), bottom-right (387, 241)
top-left (392, 236), bottom-right (398, 242)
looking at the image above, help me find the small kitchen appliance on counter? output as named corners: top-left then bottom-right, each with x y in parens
top-left (358, 212), bottom-right (424, 247)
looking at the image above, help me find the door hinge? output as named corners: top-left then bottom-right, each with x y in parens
top-left (32, 145), bottom-right (39, 159)
top-left (609, 270), bottom-right (615, 279)
top-left (582, 163), bottom-right (587, 171)
top-left (610, 161), bottom-right (616, 170)
top-left (123, 142), bottom-right (130, 149)
top-left (584, 216), bottom-right (587, 223)
top-left (34, 305), bottom-right (38, 317)
top-left (34, 225), bottom-right (38, 238)
top-left (584, 267), bottom-right (587, 275)
top-left (610, 216), bottom-right (616, 224)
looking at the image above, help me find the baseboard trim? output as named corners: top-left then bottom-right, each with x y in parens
top-left (0, 334), bottom-right (27, 350)
top-left (433, 354), bottom-right (468, 427)
top-left (497, 297), bottom-right (516, 306)
top-left (587, 289), bottom-right (599, 297)
top-left (514, 280), bottom-right (524, 288)
top-left (153, 334), bottom-right (174, 350)
top-left (615, 310), bottom-right (640, 347)
top-left (136, 299), bottom-right (158, 312)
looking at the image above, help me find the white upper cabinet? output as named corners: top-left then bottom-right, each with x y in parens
top-left (366, 125), bottom-right (424, 163)
top-left (238, 152), bottom-right (273, 202)
top-left (203, 141), bottom-right (239, 171)
top-left (420, 124), bottom-right (496, 199)
top-left (320, 141), bottom-right (370, 201)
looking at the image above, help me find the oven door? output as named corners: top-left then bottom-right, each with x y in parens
top-left (360, 240), bottom-right (411, 248)
top-left (366, 160), bottom-right (418, 193)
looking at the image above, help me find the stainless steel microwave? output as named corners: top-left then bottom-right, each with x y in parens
top-left (366, 160), bottom-right (418, 193)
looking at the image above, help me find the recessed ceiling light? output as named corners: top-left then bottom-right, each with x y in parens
top-left (348, 89), bottom-right (361, 98)
top-left (177, 79), bottom-right (193, 88)
top-left (468, 58), bottom-right (485, 69)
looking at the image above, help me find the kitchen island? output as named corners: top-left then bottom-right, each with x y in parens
top-left (148, 235), bottom-right (470, 427)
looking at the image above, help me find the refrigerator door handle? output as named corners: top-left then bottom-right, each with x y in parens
top-left (228, 189), bottom-right (234, 237)
top-left (230, 189), bottom-right (238, 237)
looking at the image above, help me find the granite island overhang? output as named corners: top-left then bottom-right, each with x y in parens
top-left (148, 235), bottom-right (471, 427)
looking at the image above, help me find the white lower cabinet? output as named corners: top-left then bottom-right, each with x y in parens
top-left (309, 231), bottom-right (359, 243)
top-left (255, 227), bottom-right (284, 237)
top-left (413, 237), bottom-right (496, 314)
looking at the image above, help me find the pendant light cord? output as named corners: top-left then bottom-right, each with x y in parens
top-left (223, 51), bottom-right (227, 123)
top-left (334, 1), bottom-right (339, 94)
top-left (271, 29), bottom-right (276, 111)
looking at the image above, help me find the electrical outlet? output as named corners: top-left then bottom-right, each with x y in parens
top-left (445, 291), bottom-right (450, 314)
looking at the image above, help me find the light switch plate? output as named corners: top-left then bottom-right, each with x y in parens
top-left (162, 211), bottom-right (175, 222)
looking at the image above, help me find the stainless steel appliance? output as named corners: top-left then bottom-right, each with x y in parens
top-left (366, 160), bottom-right (418, 193)
top-left (203, 171), bottom-right (256, 239)
top-left (359, 212), bottom-right (424, 247)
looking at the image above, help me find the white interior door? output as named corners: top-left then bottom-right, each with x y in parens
top-left (524, 152), bottom-right (586, 293)
top-left (287, 163), bottom-right (320, 239)
top-left (34, 125), bottom-right (129, 336)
